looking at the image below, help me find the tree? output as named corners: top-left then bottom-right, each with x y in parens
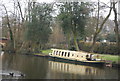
top-left (49, 20), bottom-right (65, 47)
top-left (85, 17), bottom-right (96, 40)
top-left (25, 3), bottom-right (53, 51)
top-left (1, 0), bottom-right (28, 52)
top-left (113, 2), bottom-right (120, 53)
top-left (2, 5), bottom-right (14, 51)
top-left (16, 0), bottom-right (25, 22)
top-left (57, 2), bottom-right (90, 51)
top-left (90, 1), bottom-right (113, 52)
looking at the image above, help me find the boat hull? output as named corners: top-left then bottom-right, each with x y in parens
top-left (48, 56), bottom-right (105, 67)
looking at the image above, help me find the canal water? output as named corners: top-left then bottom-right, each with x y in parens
top-left (0, 53), bottom-right (119, 79)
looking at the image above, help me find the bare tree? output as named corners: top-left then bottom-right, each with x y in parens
top-left (2, 4), bottom-right (14, 51)
top-left (113, 2), bottom-right (120, 53)
top-left (16, 0), bottom-right (25, 22)
top-left (49, 21), bottom-right (65, 47)
top-left (90, 2), bottom-right (113, 52)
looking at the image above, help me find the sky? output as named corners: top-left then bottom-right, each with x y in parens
top-left (0, 0), bottom-right (119, 20)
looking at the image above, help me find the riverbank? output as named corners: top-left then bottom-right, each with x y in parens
top-left (39, 49), bottom-right (120, 66)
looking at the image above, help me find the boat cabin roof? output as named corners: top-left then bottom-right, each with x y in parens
top-left (51, 48), bottom-right (88, 55)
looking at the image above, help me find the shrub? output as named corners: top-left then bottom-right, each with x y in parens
top-left (78, 41), bottom-right (119, 55)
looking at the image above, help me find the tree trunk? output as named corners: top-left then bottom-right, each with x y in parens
top-left (113, 2), bottom-right (120, 53)
top-left (90, 3), bottom-right (113, 52)
top-left (90, 33), bottom-right (97, 52)
top-left (73, 32), bottom-right (79, 51)
top-left (91, 0), bottom-right (100, 52)
top-left (67, 33), bottom-right (71, 49)
top-left (3, 5), bottom-right (14, 51)
top-left (17, 0), bottom-right (24, 22)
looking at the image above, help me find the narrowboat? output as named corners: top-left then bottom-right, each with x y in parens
top-left (49, 49), bottom-right (105, 66)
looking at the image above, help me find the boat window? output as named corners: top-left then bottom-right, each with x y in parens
top-left (68, 52), bottom-right (70, 57)
top-left (56, 51), bottom-right (58, 55)
top-left (59, 51), bottom-right (61, 56)
top-left (64, 52), bottom-right (67, 57)
top-left (72, 54), bottom-right (74, 56)
top-left (62, 52), bottom-right (64, 56)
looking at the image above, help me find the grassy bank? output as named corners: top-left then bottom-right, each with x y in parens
top-left (41, 49), bottom-right (120, 64)
top-left (41, 49), bottom-right (52, 55)
top-left (97, 54), bottom-right (120, 64)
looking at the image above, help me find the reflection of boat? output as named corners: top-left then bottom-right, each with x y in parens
top-left (49, 61), bottom-right (104, 75)
top-left (49, 49), bottom-right (105, 66)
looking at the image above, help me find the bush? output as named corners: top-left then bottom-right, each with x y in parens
top-left (78, 41), bottom-right (119, 55)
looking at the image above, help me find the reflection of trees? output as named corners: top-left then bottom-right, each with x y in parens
top-left (2, 54), bottom-right (48, 79)
top-left (2, 54), bottom-right (14, 70)
top-left (16, 55), bottom-right (48, 79)
top-left (49, 61), bottom-right (104, 76)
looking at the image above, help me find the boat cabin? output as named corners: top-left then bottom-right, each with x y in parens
top-left (49, 49), bottom-right (99, 61)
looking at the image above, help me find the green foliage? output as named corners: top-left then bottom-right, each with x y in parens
top-left (96, 34), bottom-right (116, 42)
top-left (79, 41), bottom-right (119, 55)
top-left (57, 2), bottom-right (90, 50)
top-left (57, 2), bottom-right (89, 37)
top-left (106, 34), bottom-right (116, 42)
top-left (25, 3), bottom-right (53, 48)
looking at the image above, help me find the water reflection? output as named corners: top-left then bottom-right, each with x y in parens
top-left (2, 54), bottom-right (49, 79)
top-left (1, 53), bottom-right (119, 79)
top-left (49, 61), bottom-right (104, 76)
top-left (48, 61), bottom-right (118, 79)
